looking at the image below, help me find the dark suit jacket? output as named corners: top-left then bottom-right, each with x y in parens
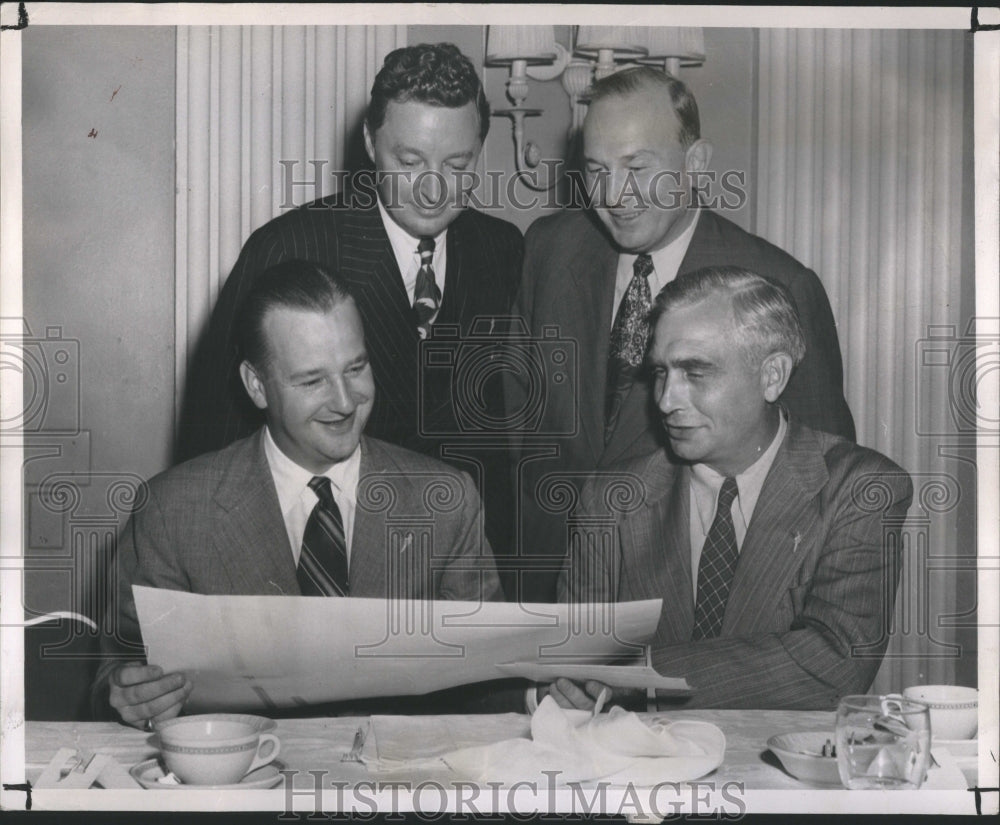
top-left (510, 207), bottom-right (855, 600)
top-left (559, 421), bottom-right (912, 710)
top-left (94, 431), bottom-right (502, 715)
top-left (177, 188), bottom-right (524, 461)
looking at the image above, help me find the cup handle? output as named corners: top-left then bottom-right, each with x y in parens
top-left (246, 733), bottom-right (281, 774)
top-left (881, 693), bottom-right (905, 717)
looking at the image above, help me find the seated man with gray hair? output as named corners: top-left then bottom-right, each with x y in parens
top-left (552, 266), bottom-right (912, 710)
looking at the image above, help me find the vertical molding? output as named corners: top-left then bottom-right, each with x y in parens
top-left (174, 25), bottom-right (405, 435)
top-left (174, 26), bottom-right (190, 431)
top-left (755, 29), bottom-right (967, 691)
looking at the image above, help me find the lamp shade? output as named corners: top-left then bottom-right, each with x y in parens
top-left (486, 26), bottom-right (558, 64)
top-left (574, 26), bottom-right (648, 59)
top-left (636, 27), bottom-right (706, 66)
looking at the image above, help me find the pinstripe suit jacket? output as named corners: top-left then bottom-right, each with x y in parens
top-left (176, 188), bottom-right (524, 462)
top-left (558, 421), bottom-right (912, 710)
top-left (511, 207), bottom-right (855, 601)
top-left (94, 431), bottom-right (501, 711)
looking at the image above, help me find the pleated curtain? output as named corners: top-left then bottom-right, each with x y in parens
top-left (174, 25), bottom-right (406, 424)
top-left (756, 29), bottom-right (971, 692)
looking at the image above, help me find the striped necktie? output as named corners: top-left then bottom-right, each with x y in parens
top-left (297, 476), bottom-right (349, 596)
top-left (605, 253), bottom-right (654, 442)
top-left (413, 236), bottom-right (441, 340)
top-left (692, 477), bottom-right (739, 639)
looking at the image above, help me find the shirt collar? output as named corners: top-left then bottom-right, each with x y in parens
top-left (689, 410), bottom-right (788, 534)
top-left (376, 196), bottom-right (447, 275)
top-left (263, 426), bottom-right (362, 516)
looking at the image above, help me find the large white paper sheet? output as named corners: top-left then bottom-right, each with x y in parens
top-left (134, 586), bottom-right (665, 712)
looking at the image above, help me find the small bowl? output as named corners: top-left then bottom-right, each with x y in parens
top-left (768, 731), bottom-right (842, 786)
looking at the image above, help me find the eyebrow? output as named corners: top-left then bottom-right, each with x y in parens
top-left (288, 368), bottom-right (323, 381)
top-left (393, 146), bottom-right (475, 163)
top-left (585, 150), bottom-right (658, 165)
top-left (674, 357), bottom-right (717, 371)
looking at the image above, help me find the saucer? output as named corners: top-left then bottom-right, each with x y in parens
top-left (933, 738), bottom-right (978, 758)
top-left (129, 758), bottom-right (284, 790)
top-left (767, 731), bottom-right (841, 786)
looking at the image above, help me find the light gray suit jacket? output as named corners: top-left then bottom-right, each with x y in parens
top-left (559, 421), bottom-right (912, 710)
top-left (95, 431), bottom-right (501, 708)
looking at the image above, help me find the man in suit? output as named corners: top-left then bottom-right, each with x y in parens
top-left (177, 43), bottom-right (523, 578)
top-left (549, 266), bottom-right (911, 710)
top-left (97, 261), bottom-right (502, 728)
top-left (510, 67), bottom-right (854, 601)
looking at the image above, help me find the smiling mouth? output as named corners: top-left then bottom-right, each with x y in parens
top-left (316, 415), bottom-right (353, 429)
top-left (665, 423), bottom-right (700, 437)
top-left (606, 210), bottom-right (647, 226)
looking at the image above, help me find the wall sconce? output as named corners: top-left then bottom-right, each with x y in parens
top-left (486, 26), bottom-right (566, 175)
top-left (573, 26), bottom-right (649, 82)
top-left (634, 27), bottom-right (706, 75)
top-left (487, 26), bottom-right (706, 188)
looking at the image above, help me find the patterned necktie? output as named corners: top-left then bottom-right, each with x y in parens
top-left (297, 476), bottom-right (349, 596)
top-left (413, 237), bottom-right (441, 340)
top-left (605, 253), bottom-right (654, 442)
top-left (692, 477), bottom-right (740, 640)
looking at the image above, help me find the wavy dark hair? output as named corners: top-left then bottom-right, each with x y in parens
top-left (366, 43), bottom-right (490, 143)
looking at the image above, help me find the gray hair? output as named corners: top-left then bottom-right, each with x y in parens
top-left (650, 266), bottom-right (807, 367)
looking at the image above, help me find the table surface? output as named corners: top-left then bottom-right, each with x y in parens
top-left (23, 709), bottom-right (975, 792)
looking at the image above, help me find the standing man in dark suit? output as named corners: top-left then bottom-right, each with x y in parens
top-left (511, 67), bottom-right (853, 601)
top-left (551, 267), bottom-right (910, 710)
top-left (178, 43), bottom-right (523, 576)
top-left (98, 261), bottom-right (502, 728)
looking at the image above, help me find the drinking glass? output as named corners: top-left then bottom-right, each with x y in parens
top-left (835, 694), bottom-right (931, 789)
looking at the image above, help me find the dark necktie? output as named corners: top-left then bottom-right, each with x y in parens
top-left (413, 237), bottom-right (441, 340)
top-left (605, 253), bottom-right (654, 442)
top-left (692, 477), bottom-right (740, 640)
top-left (297, 476), bottom-right (349, 597)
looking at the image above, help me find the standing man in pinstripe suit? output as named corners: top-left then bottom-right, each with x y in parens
top-left (177, 44), bottom-right (523, 576)
top-left (551, 267), bottom-right (912, 710)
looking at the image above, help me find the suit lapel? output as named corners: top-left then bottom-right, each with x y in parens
top-left (722, 422), bottom-right (828, 634)
top-left (339, 205), bottom-right (418, 397)
top-left (677, 207), bottom-right (721, 275)
top-left (621, 456), bottom-right (694, 642)
top-left (348, 438), bottom-right (394, 596)
top-left (601, 375), bottom-right (656, 466)
top-left (211, 431), bottom-right (301, 596)
top-left (441, 217), bottom-right (470, 324)
top-left (564, 219), bottom-right (619, 465)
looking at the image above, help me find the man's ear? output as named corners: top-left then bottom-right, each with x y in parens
top-left (760, 351), bottom-right (794, 403)
top-left (239, 360), bottom-right (269, 411)
top-left (685, 138), bottom-right (713, 174)
top-left (363, 121), bottom-right (376, 166)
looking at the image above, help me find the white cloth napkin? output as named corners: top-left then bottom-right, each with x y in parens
top-left (440, 696), bottom-right (726, 786)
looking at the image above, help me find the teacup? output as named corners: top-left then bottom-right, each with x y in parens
top-left (903, 685), bottom-right (978, 740)
top-left (156, 714), bottom-right (280, 785)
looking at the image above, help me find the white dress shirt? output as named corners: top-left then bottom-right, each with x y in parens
top-left (688, 412), bottom-right (788, 600)
top-left (611, 209), bottom-right (701, 328)
top-left (377, 197), bottom-right (448, 305)
top-left (263, 427), bottom-right (362, 567)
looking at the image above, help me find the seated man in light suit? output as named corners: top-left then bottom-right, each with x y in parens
top-left (552, 266), bottom-right (911, 710)
top-left (95, 260), bottom-right (502, 728)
